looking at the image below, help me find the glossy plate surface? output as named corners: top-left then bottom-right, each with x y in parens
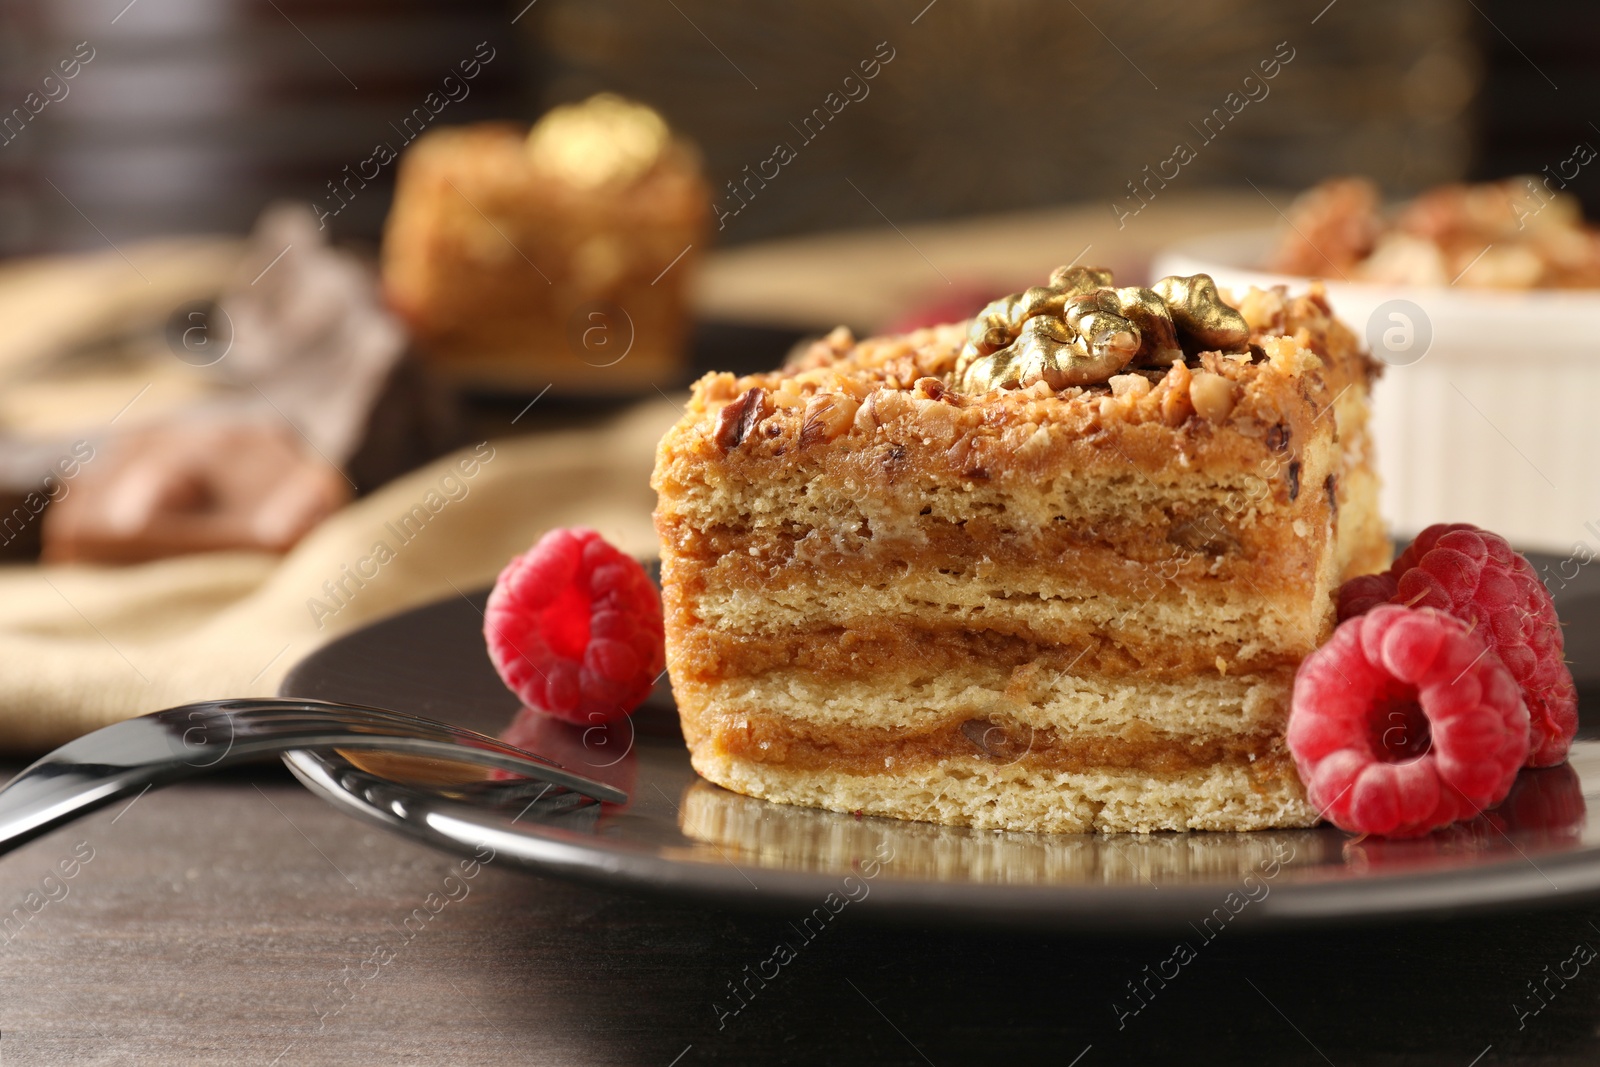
top-left (280, 558), bottom-right (1600, 931)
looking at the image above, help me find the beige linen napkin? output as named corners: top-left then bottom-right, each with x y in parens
top-left (0, 399), bottom-right (680, 754)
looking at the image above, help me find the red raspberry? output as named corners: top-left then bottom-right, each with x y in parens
top-left (1337, 572), bottom-right (1398, 622)
top-left (1335, 523), bottom-right (1577, 767)
top-left (483, 527), bottom-right (665, 725)
top-left (1287, 605), bottom-right (1529, 837)
top-left (1390, 522), bottom-right (1478, 575)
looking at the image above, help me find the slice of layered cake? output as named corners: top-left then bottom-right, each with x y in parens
top-left (652, 269), bottom-right (1386, 833)
top-left (382, 94), bottom-right (708, 394)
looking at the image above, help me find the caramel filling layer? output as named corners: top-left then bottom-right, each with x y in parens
top-left (704, 708), bottom-right (1297, 783)
top-left (667, 614), bottom-right (1309, 682)
top-left (660, 502), bottom-right (1343, 601)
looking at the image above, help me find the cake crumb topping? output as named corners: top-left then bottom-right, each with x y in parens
top-left (677, 280), bottom-right (1376, 487)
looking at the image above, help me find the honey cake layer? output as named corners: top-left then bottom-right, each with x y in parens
top-left (688, 750), bottom-right (1318, 834)
top-left (662, 455), bottom-right (1372, 598)
top-left (668, 517), bottom-right (1375, 660)
top-left (665, 566), bottom-right (1334, 675)
top-left (671, 592), bottom-right (1323, 684)
top-left (693, 705), bottom-right (1292, 778)
top-left (662, 419), bottom-right (1344, 537)
top-left (657, 437), bottom-right (1385, 612)
top-left (658, 429), bottom-right (1384, 667)
top-left (676, 664), bottom-right (1293, 742)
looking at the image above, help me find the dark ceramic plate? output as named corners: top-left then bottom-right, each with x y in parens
top-left (279, 553), bottom-right (1600, 931)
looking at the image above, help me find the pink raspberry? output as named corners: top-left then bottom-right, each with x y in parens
top-left (1335, 523), bottom-right (1577, 766)
top-left (1287, 605), bottom-right (1529, 837)
top-left (483, 527), bottom-right (664, 725)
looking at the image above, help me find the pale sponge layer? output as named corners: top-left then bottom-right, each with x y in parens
top-left (682, 665), bottom-right (1291, 738)
top-left (690, 749), bottom-right (1320, 835)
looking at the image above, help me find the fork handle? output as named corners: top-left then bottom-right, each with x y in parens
top-left (0, 698), bottom-right (627, 854)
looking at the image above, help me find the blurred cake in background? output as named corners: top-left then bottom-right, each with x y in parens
top-left (381, 94), bottom-right (710, 394)
top-left (1269, 176), bottom-right (1600, 289)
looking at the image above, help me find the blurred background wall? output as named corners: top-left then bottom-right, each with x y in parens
top-left (0, 0), bottom-right (525, 253)
top-left (0, 0), bottom-right (1592, 254)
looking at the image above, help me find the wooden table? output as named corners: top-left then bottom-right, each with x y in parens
top-left (1, 760), bottom-right (1598, 1066)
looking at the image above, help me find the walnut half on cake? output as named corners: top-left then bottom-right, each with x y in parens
top-left (651, 271), bottom-right (1387, 834)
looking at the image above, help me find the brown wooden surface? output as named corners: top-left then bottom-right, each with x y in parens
top-left (4, 557), bottom-right (1600, 1066)
top-left (3, 761), bottom-right (1600, 1065)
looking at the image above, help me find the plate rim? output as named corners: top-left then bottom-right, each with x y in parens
top-left (279, 588), bottom-right (1600, 932)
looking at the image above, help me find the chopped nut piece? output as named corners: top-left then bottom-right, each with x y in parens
top-left (913, 397), bottom-right (961, 447)
top-left (872, 389), bottom-right (913, 425)
top-left (1159, 361), bottom-right (1193, 426)
top-left (799, 393), bottom-right (858, 446)
top-left (852, 394), bottom-right (877, 433)
top-left (853, 388), bottom-right (912, 433)
top-left (823, 325), bottom-right (855, 350)
top-left (1189, 371), bottom-right (1238, 423)
top-left (701, 373), bottom-right (739, 403)
top-left (1108, 374), bottom-right (1153, 399)
top-left (713, 387), bottom-right (766, 451)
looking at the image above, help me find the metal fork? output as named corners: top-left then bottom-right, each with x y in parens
top-left (0, 697), bottom-right (627, 854)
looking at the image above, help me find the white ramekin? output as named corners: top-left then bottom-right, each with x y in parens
top-left (1154, 229), bottom-right (1600, 554)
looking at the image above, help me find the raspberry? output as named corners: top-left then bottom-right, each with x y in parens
top-left (1335, 523), bottom-right (1577, 766)
top-left (483, 527), bottom-right (665, 725)
top-left (1389, 522), bottom-right (1478, 574)
top-left (1337, 572), bottom-right (1397, 622)
top-left (1287, 605), bottom-right (1529, 837)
